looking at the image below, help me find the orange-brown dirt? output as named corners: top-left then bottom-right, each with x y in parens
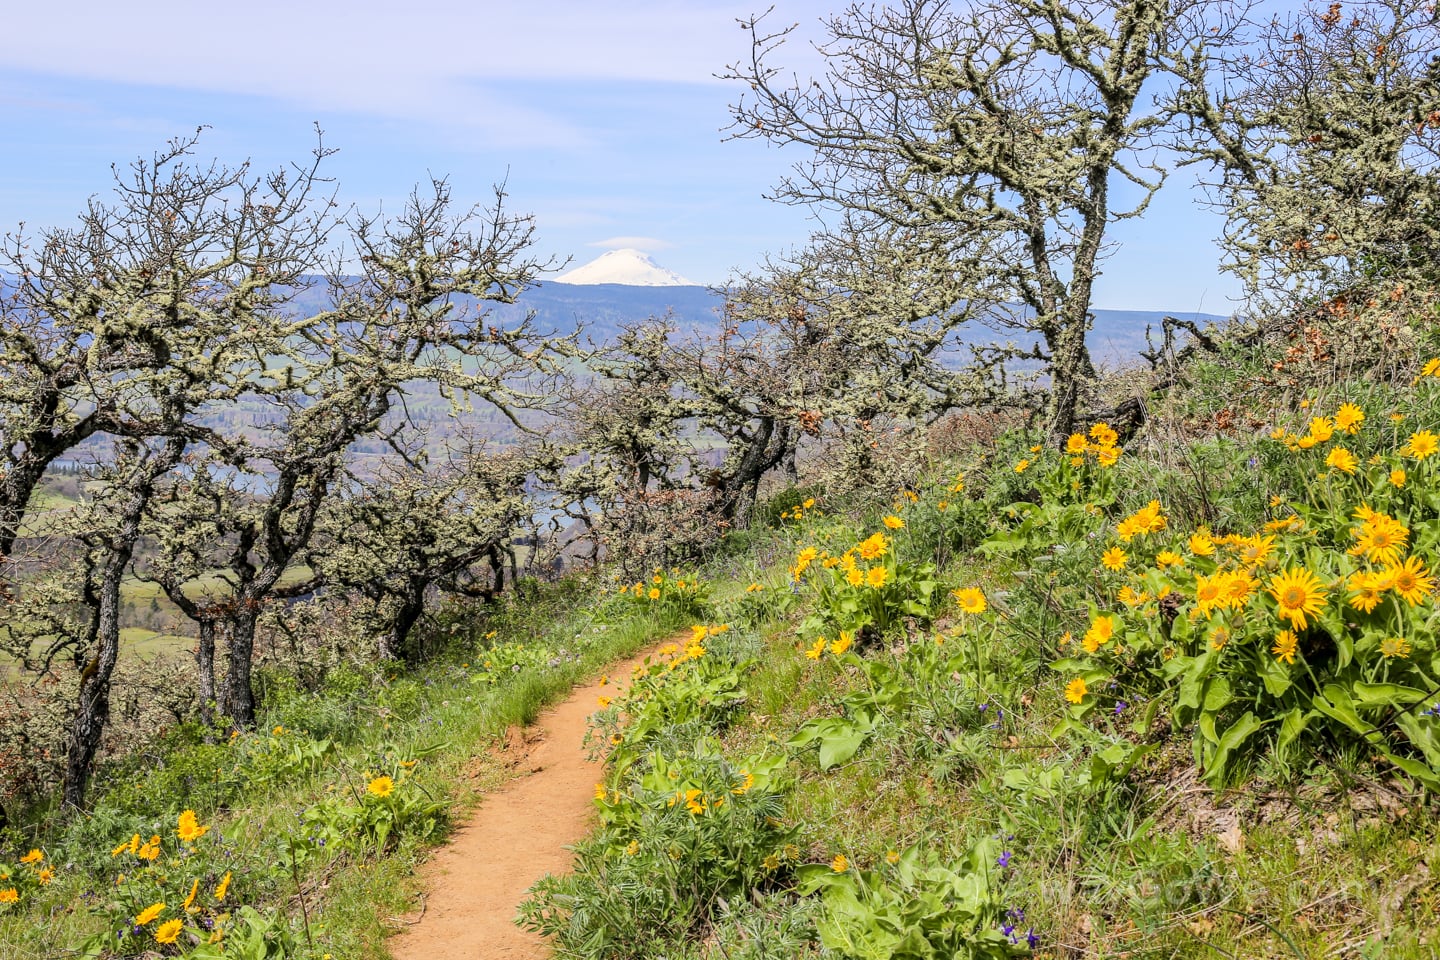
top-left (387, 644), bottom-right (661, 960)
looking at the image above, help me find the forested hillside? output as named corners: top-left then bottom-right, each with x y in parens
top-left (3, 1), bottom-right (1440, 957)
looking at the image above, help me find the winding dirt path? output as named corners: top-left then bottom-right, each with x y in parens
top-left (387, 644), bottom-right (661, 960)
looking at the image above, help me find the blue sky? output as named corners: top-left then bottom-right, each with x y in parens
top-left (0, 0), bottom-right (1239, 313)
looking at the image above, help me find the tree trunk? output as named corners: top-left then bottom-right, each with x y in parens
top-left (221, 605), bottom-right (260, 730)
top-left (195, 619), bottom-right (218, 729)
top-left (1, 413), bottom-right (104, 560)
top-left (61, 438), bottom-right (182, 811)
top-left (0, 458), bottom-right (48, 561)
top-left (62, 576), bottom-right (123, 810)
top-left (381, 585), bottom-right (426, 664)
top-left (1046, 313), bottom-right (1096, 442)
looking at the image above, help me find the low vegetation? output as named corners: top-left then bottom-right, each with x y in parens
top-left (4, 1), bottom-right (1440, 957)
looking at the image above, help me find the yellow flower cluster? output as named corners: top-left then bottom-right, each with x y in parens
top-left (1116, 500), bottom-right (1167, 541)
top-left (177, 809), bottom-right (209, 843)
top-left (1062, 422), bottom-right (1122, 467)
top-left (667, 787), bottom-right (726, 816)
top-left (780, 497), bottom-right (818, 521)
top-left (806, 631), bottom-right (855, 660)
top-left (0, 848), bottom-right (53, 906)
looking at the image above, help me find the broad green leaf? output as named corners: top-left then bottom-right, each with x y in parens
top-left (1205, 711), bottom-right (1261, 785)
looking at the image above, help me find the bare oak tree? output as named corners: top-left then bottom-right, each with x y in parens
top-left (727, 0), bottom-right (1190, 438)
top-left (1170, 0), bottom-right (1440, 315)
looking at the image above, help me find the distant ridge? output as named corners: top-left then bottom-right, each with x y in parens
top-left (553, 248), bottom-right (699, 287)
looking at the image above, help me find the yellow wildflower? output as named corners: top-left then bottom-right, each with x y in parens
top-left (1325, 447), bottom-right (1358, 474)
top-left (1234, 534), bottom-right (1277, 569)
top-left (367, 775), bottom-right (395, 798)
top-left (805, 638), bottom-right (827, 661)
top-left (1385, 556), bottom-right (1435, 605)
top-left (1118, 585), bottom-right (1148, 607)
top-left (882, 514), bottom-right (905, 530)
top-left (857, 533), bottom-right (889, 561)
top-left (177, 809), bottom-right (209, 844)
top-left (1334, 402), bottom-right (1365, 433)
top-left (953, 587), bottom-right (987, 614)
top-left (1349, 511), bottom-right (1409, 566)
top-left (1306, 416), bottom-right (1335, 443)
top-left (1101, 547), bottom-right (1128, 571)
top-left (1381, 636), bottom-right (1412, 659)
top-left (135, 902), bottom-right (166, 926)
top-left (1221, 569), bottom-right (1255, 607)
top-left (1014, 458), bottom-right (1031, 473)
top-left (215, 871), bottom-right (232, 902)
top-left (866, 566), bottom-right (890, 588)
top-left (1081, 615), bottom-right (1115, 652)
top-left (1193, 571), bottom-right (1226, 619)
top-left (1405, 430), bottom-right (1439, 459)
top-left (1064, 677), bottom-right (1088, 704)
top-left (136, 836), bottom-right (161, 862)
top-left (829, 632), bottom-right (854, 656)
top-left (1268, 568), bottom-right (1327, 630)
top-left (1090, 422), bottom-right (1118, 446)
top-left (19, 850), bottom-right (42, 866)
top-left (831, 853), bottom-right (849, 873)
top-left (1272, 629), bottom-right (1299, 664)
top-left (1348, 571), bottom-right (1388, 614)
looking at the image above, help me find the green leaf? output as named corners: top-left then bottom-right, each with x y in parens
top-left (1203, 676), bottom-right (1233, 712)
top-left (1312, 684), bottom-right (1376, 739)
top-left (1204, 711), bottom-right (1262, 786)
top-left (1259, 655), bottom-right (1293, 698)
top-left (1352, 681), bottom-right (1430, 708)
top-left (1277, 707), bottom-right (1314, 750)
top-left (818, 729), bottom-right (870, 770)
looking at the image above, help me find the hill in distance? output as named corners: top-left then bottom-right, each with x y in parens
top-left (497, 250), bottom-right (1231, 362)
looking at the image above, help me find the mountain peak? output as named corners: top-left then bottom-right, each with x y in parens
top-left (552, 248), bottom-right (699, 286)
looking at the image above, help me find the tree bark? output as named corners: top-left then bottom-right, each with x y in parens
top-left (220, 604), bottom-right (261, 730)
top-left (61, 438), bottom-right (182, 811)
top-left (196, 618), bottom-right (218, 729)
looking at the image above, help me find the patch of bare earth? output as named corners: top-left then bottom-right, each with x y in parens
top-left (386, 645), bottom-right (661, 960)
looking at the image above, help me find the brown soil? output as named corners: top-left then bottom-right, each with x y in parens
top-left (387, 644), bottom-right (660, 960)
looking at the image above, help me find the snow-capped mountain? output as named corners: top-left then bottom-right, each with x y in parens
top-left (552, 248), bottom-right (699, 286)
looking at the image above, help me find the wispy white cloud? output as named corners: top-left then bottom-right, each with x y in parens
top-left (0, 2), bottom-right (833, 147)
top-left (587, 236), bottom-right (674, 251)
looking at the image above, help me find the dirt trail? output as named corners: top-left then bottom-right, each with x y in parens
top-left (387, 644), bottom-right (661, 960)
